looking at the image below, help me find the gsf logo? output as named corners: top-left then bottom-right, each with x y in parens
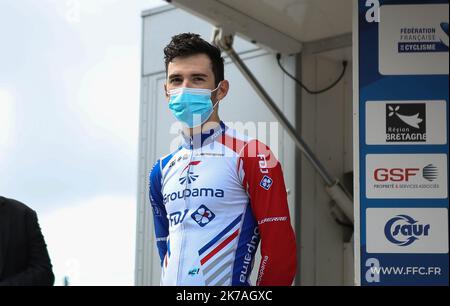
top-left (374, 168), bottom-right (420, 182)
top-left (365, 0), bottom-right (380, 23)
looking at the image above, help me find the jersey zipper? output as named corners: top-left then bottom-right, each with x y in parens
top-left (177, 137), bottom-right (194, 284)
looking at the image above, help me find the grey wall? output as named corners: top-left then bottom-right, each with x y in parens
top-left (298, 49), bottom-right (354, 285)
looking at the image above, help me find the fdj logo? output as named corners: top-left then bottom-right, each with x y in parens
top-left (386, 104), bottom-right (426, 142)
top-left (384, 215), bottom-right (430, 246)
top-left (169, 209), bottom-right (189, 227)
top-left (257, 154), bottom-right (269, 174)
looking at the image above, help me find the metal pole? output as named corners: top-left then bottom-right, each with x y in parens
top-left (220, 40), bottom-right (335, 186)
top-left (214, 31), bottom-right (354, 222)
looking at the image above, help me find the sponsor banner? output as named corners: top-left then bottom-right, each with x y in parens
top-left (366, 208), bottom-right (449, 253)
top-left (366, 154), bottom-right (448, 199)
top-left (379, 4), bottom-right (449, 75)
top-left (356, 0), bottom-right (449, 286)
top-left (365, 100), bottom-right (447, 145)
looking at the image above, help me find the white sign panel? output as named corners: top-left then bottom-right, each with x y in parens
top-left (379, 4), bottom-right (449, 75)
top-left (366, 154), bottom-right (448, 199)
top-left (366, 100), bottom-right (447, 145)
top-left (366, 208), bottom-right (449, 253)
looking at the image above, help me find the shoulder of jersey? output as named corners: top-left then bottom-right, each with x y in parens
top-left (217, 126), bottom-right (258, 154)
top-left (158, 146), bottom-right (184, 172)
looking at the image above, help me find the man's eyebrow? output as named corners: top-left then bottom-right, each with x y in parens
top-left (168, 73), bottom-right (209, 79)
top-left (191, 73), bottom-right (208, 78)
top-left (168, 73), bottom-right (182, 79)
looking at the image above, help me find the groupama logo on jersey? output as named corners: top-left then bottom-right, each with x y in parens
top-left (179, 161), bottom-right (201, 185)
top-left (384, 214), bottom-right (430, 247)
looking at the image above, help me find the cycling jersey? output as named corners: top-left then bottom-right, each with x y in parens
top-left (149, 121), bottom-right (297, 286)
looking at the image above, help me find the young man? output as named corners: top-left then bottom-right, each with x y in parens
top-left (0, 196), bottom-right (54, 286)
top-left (149, 33), bottom-right (296, 286)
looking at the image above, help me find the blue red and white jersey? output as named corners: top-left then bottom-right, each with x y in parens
top-left (149, 121), bottom-right (297, 286)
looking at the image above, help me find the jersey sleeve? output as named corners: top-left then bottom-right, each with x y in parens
top-left (239, 140), bottom-right (297, 286)
top-left (149, 160), bottom-right (169, 266)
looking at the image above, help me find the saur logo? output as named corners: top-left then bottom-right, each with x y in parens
top-left (384, 215), bottom-right (430, 247)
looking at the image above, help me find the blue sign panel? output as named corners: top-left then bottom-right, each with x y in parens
top-left (356, 0), bottom-right (449, 285)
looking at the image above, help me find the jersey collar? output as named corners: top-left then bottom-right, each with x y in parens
top-left (181, 121), bottom-right (227, 149)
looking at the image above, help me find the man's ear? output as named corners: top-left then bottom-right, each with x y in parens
top-left (216, 80), bottom-right (229, 102)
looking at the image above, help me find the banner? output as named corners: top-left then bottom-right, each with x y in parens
top-left (354, 0), bottom-right (449, 285)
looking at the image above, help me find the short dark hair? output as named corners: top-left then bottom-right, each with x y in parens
top-left (164, 33), bottom-right (224, 86)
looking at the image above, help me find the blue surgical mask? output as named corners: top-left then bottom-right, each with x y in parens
top-left (167, 83), bottom-right (220, 128)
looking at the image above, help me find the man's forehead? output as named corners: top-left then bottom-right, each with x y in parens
top-left (167, 54), bottom-right (213, 75)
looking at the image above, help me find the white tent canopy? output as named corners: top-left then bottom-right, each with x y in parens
top-left (166, 0), bottom-right (352, 54)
